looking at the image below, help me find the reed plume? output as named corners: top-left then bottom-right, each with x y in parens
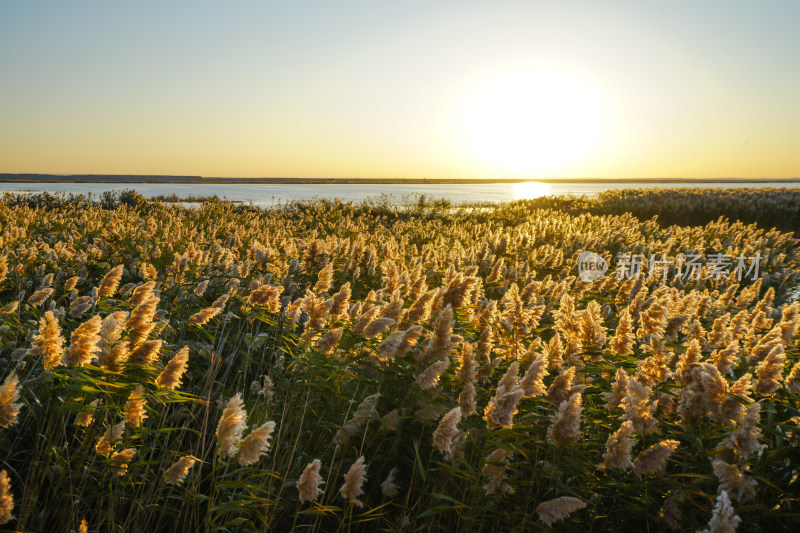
top-left (163, 457), bottom-right (197, 485)
top-left (237, 421), bottom-right (276, 466)
top-left (711, 341), bottom-right (741, 376)
top-left (381, 467), bottom-right (399, 498)
top-left (603, 367), bottom-right (629, 411)
top-left (212, 293), bottom-right (230, 308)
top-left (352, 304), bottom-right (379, 335)
top-left (712, 459), bottom-right (756, 504)
top-left (547, 366), bottom-right (576, 404)
top-left (708, 313), bottom-right (731, 348)
top-left (382, 409), bottom-right (400, 432)
top-left (665, 313), bottom-right (691, 341)
top-left (317, 327), bottom-right (343, 354)
top-left (129, 339), bottom-right (162, 365)
top-left (194, 279), bottom-right (209, 297)
top-left (718, 373), bottom-right (753, 425)
top-left (415, 304), bottom-right (454, 368)
top-left (128, 281), bottom-right (156, 307)
top-left (636, 344), bottom-right (671, 387)
top-left (698, 490), bottom-right (740, 533)
top-left (337, 393), bottom-right (381, 443)
top-left (104, 341), bottom-right (130, 371)
top-left (216, 393), bottom-right (247, 458)
top-left (126, 290), bottom-right (159, 342)
top-left (675, 338), bottom-right (703, 385)
top-left (578, 299), bottom-right (607, 352)
top-left (536, 496), bottom-right (586, 527)
top-left (724, 403), bottom-right (761, 459)
top-left (433, 406), bottom-right (461, 455)
top-left (313, 262), bottom-right (334, 294)
top-left (476, 324), bottom-right (495, 368)
top-left (482, 449), bottom-right (513, 496)
top-left (339, 456), bottom-right (367, 507)
top-left (416, 360), bottom-right (449, 390)
top-left (754, 344), bottom-right (785, 395)
top-left (547, 392), bottom-right (582, 447)
top-left (659, 491), bottom-right (685, 530)
top-left (779, 301), bottom-right (800, 344)
top-left (0, 470), bottom-right (13, 525)
top-left (621, 378), bottom-right (658, 434)
top-left (750, 328), bottom-right (782, 362)
top-left (29, 310), bottom-right (65, 370)
top-left (396, 324), bottom-right (423, 355)
top-left (28, 287), bottom-right (54, 307)
top-left (459, 382), bottom-right (476, 416)
top-left (110, 448), bottom-right (136, 475)
top-left (65, 314), bottom-right (102, 365)
top-left (404, 289), bottom-right (436, 325)
top-left (75, 399), bottom-right (100, 427)
top-left (379, 325), bottom-right (422, 358)
top-left (188, 305), bottom-right (222, 326)
top-left (381, 289), bottom-right (404, 321)
top-left (632, 439), bottom-right (680, 476)
top-left (329, 282), bottom-right (351, 316)
top-left (255, 375), bottom-right (273, 399)
top-left (601, 420), bottom-right (634, 470)
top-left (363, 317), bottom-right (394, 338)
top-left (532, 329), bottom-right (558, 366)
top-left (678, 381), bottom-right (705, 429)
top-left (0, 373), bottom-right (22, 428)
top-left (155, 346), bottom-right (190, 389)
top-left (638, 298), bottom-right (668, 338)
top-left (124, 385), bottom-right (147, 428)
top-left (697, 363), bottom-right (728, 420)
top-left (456, 343), bottom-right (477, 383)
top-left (98, 264), bottom-right (124, 298)
top-left (786, 361), bottom-right (800, 393)
top-left (484, 362), bottom-right (525, 429)
top-left (96, 421), bottom-right (125, 456)
top-left (304, 293), bottom-right (332, 331)
top-left (297, 459), bottom-right (324, 503)
top-left (496, 360), bottom-right (519, 390)
top-left (96, 314), bottom-right (123, 367)
top-left (519, 353), bottom-right (548, 397)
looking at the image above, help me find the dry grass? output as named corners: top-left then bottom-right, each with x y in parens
top-left (0, 189), bottom-right (799, 531)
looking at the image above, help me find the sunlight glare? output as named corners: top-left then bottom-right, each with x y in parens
top-left (512, 181), bottom-right (551, 200)
top-left (461, 65), bottom-right (608, 177)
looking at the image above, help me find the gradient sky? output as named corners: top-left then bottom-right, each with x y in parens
top-left (1, 1), bottom-right (799, 179)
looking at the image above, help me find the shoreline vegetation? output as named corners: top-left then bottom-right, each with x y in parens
top-left (1, 173), bottom-right (800, 184)
top-left (7, 187), bottom-right (798, 235)
top-left (0, 188), bottom-right (799, 531)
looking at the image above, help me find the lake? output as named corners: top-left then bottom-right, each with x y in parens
top-left (1, 181), bottom-right (797, 206)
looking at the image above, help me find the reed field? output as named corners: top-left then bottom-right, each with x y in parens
top-left (1, 187), bottom-right (800, 532)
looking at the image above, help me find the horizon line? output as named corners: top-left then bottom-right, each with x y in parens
top-left (2, 173), bottom-right (799, 184)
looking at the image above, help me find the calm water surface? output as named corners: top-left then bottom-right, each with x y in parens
top-left (1, 181), bottom-right (797, 206)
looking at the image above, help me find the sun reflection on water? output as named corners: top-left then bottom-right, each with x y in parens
top-left (512, 181), bottom-right (551, 200)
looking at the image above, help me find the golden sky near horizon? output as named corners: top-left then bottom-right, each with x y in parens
top-left (1, 1), bottom-right (799, 180)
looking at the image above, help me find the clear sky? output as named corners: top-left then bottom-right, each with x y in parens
top-left (1, 1), bottom-right (799, 179)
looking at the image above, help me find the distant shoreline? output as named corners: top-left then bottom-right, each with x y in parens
top-left (1, 173), bottom-right (799, 185)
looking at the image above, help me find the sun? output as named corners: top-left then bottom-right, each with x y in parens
top-left (460, 65), bottom-right (608, 177)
